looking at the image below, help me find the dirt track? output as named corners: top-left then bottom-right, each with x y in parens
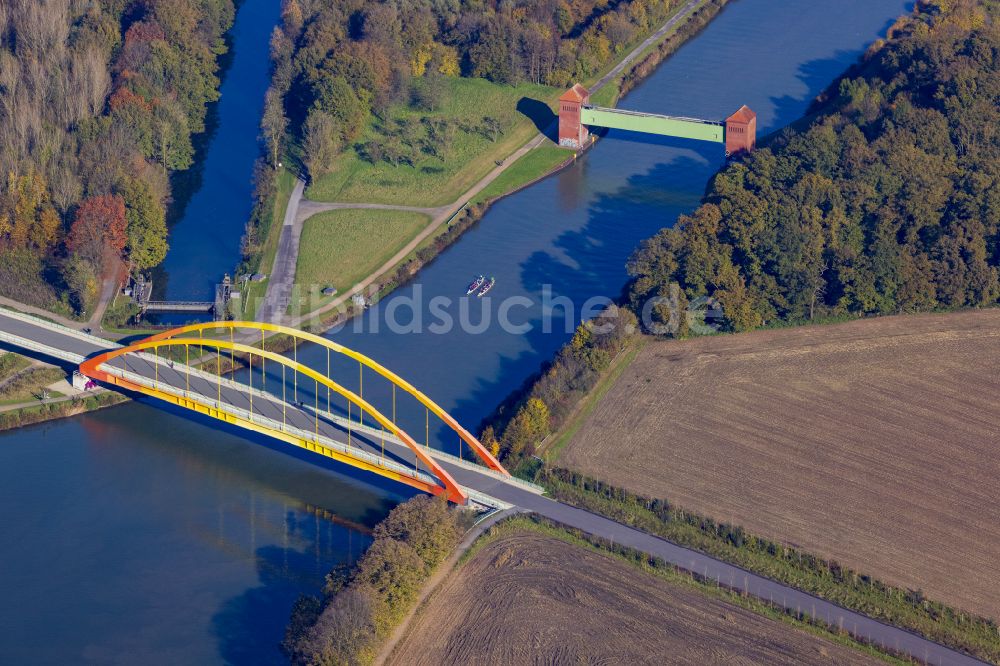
top-left (559, 310), bottom-right (1000, 619)
top-left (386, 531), bottom-right (881, 665)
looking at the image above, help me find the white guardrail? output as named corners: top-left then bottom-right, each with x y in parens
top-left (125, 349), bottom-right (545, 495)
top-left (109, 363), bottom-right (513, 510)
top-left (0, 330), bottom-right (87, 365)
top-left (0, 307), bottom-right (123, 350)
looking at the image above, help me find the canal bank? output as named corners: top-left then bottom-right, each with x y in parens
top-left (0, 0), bottom-right (914, 662)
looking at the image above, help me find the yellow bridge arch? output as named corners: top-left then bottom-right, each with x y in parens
top-left (142, 321), bottom-right (507, 476)
top-left (79, 322), bottom-right (510, 503)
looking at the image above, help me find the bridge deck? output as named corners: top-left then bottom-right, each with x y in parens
top-left (581, 105), bottom-right (724, 143)
top-left (0, 307), bottom-right (984, 666)
top-left (145, 301), bottom-right (214, 312)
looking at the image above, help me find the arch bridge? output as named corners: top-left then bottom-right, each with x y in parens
top-left (78, 321), bottom-right (511, 505)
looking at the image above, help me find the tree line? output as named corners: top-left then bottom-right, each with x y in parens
top-left (628, 0), bottom-right (999, 333)
top-left (0, 0), bottom-right (234, 316)
top-left (483, 0), bottom-right (998, 469)
top-left (283, 495), bottom-right (463, 665)
top-left (260, 0), bottom-right (687, 182)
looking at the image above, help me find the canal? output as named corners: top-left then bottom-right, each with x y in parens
top-left (0, 0), bottom-right (909, 662)
top-left (155, 0), bottom-right (278, 301)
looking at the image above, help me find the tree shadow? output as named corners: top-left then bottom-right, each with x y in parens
top-left (211, 533), bottom-right (372, 665)
top-left (517, 97), bottom-right (557, 141)
top-left (441, 152), bottom-right (714, 438)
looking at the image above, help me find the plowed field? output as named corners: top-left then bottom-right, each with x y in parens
top-left (559, 310), bottom-right (1000, 619)
top-left (387, 531), bottom-right (881, 665)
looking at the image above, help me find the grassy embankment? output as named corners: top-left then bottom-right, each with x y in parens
top-left (306, 78), bottom-right (559, 207)
top-left (277, 1), bottom-right (722, 327)
top-left (0, 350), bottom-right (128, 431)
top-left (288, 210), bottom-right (430, 315)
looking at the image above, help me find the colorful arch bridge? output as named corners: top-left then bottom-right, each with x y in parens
top-left (78, 321), bottom-right (512, 505)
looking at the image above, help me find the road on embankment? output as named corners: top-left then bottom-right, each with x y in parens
top-left (0, 309), bottom-right (984, 666)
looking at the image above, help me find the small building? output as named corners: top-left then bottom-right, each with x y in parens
top-left (725, 105), bottom-right (757, 156)
top-left (558, 83), bottom-right (591, 149)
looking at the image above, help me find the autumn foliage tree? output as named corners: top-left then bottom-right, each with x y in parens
top-left (627, 1), bottom-right (1000, 332)
top-left (0, 0), bottom-right (233, 315)
top-left (68, 194), bottom-right (127, 276)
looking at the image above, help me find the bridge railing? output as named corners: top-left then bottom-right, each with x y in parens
top-left (583, 104), bottom-right (724, 126)
top-left (111, 349), bottom-right (546, 496)
top-left (0, 329), bottom-right (87, 365)
top-left (0, 307), bottom-right (122, 350)
top-left (108, 362), bottom-right (446, 489)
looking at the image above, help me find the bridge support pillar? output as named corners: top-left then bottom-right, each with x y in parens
top-left (558, 83), bottom-right (591, 149)
top-left (725, 105), bottom-right (757, 156)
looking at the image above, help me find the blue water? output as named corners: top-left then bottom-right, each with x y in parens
top-left (301, 0), bottom-right (912, 456)
top-left (155, 0), bottom-right (280, 301)
top-left (0, 0), bottom-right (911, 662)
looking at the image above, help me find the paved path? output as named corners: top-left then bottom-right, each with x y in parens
top-left (0, 309), bottom-right (986, 666)
top-left (257, 178), bottom-right (306, 323)
top-left (87, 278), bottom-right (117, 330)
top-left (591, 0), bottom-right (704, 94)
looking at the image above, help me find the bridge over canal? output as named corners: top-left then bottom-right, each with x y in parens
top-left (558, 83), bottom-right (757, 156)
top-left (0, 307), bottom-right (983, 666)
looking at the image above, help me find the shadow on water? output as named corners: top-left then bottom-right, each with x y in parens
top-left (517, 97), bottom-right (557, 140)
top-left (211, 533), bottom-right (371, 665)
top-left (767, 50), bottom-right (871, 134)
top-left (130, 397), bottom-right (411, 525)
top-left (445, 151), bottom-right (714, 436)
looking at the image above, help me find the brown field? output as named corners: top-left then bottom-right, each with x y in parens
top-left (387, 530), bottom-right (882, 665)
top-left (558, 310), bottom-right (1000, 619)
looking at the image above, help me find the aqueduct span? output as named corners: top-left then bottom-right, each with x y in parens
top-left (557, 82), bottom-right (756, 156)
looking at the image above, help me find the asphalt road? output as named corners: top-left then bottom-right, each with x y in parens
top-left (0, 308), bottom-right (986, 666)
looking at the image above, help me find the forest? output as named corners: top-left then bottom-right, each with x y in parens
top-left (262, 0), bottom-right (685, 182)
top-left (0, 0), bottom-right (234, 316)
top-left (487, 0), bottom-right (998, 467)
top-left (628, 0), bottom-right (999, 332)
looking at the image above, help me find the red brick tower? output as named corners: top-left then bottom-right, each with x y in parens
top-left (558, 83), bottom-right (591, 149)
top-left (725, 105), bottom-right (757, 156)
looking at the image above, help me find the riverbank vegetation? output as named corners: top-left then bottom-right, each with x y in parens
top-left (0, 390), bottom-right (127, 432)
top-left (0, 0), bottom-right (235, 317)
top-left (282, 495), bottom-right (464, 665)
top-left (628, 0), bottom-right (1000, 333)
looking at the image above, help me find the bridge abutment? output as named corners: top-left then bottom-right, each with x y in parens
top-left (558, 83), bottom-right (591, 149)
top-left (725, 105), bottom-right (757, 156)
